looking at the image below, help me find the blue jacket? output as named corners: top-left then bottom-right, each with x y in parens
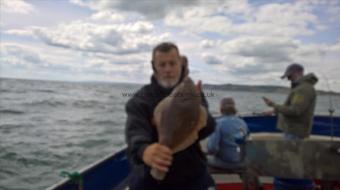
top-left (207, 115), bottom-right (248, 163)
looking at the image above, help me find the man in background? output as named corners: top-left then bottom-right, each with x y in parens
top-left (263, 63), bottom-right (318, 189)
top-left (207, 97), bottom-right (248, 170)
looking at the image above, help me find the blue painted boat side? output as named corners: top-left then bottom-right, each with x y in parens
top-left (47, 115), bottom-right (340, 190)
top-left (311, 115), bottom-right (340, 137)
top-left (242, 115), bottom-right (340, 137)
top-left (47, 149), bottom-right (130, 190)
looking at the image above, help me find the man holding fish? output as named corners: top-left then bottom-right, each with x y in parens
top-left (125, 42), bottom-right (216, 190)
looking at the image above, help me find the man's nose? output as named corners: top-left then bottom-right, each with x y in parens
top-left (164, 64), bottom-right (173, 73)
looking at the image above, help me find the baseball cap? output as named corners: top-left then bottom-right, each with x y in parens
top-left (281, 63), bottom-right (304, 79)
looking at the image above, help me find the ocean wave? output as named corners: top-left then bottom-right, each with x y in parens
top-left (0, 151), bottom-right (51, 167)
top-left (33, 89), bottom-right (56, 93)
top-left (0, 88), bottom-right (56, 94)
top-left (23, 100), bottom-right (66, 107)
top-left (0, 152), bottom-right (19, 161)
top-left (94, 119), bottom-right (120, 126)
top-left (0, 89), bottom-right (27, 94)
top-left (0, 123), bottom-right (35, 129)
top-left (0, 109), bottom-right (25, 115)
top-left (103, 127), bottom-right (124, 135)
top-left (18, 157), bottom-right (51, 167)
top-left (64, 118), bottom-right (119, 126)
top-left (0, 89), bottom-right (11, 93)
top-left (78, 139), bottom-right (109, 148)
top-left (72, 100), bottom-right (105, 109)
top-left (0, 167), bottom-right (18, 176)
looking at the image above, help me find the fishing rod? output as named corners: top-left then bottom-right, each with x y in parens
top-left (322, 74), bottom-right (335, 142)
top-left (319, 45), bottom-right (336, 142)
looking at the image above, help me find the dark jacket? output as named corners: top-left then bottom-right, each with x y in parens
top-left (274, 73), bottom-right (318, 138)
top-left (125, 75), bottom-right (215, 186)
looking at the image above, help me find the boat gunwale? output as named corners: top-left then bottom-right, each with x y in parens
top-left (46, 115), bottom-right (340, 189)
top-left (46, 148), bottom-right (126, 190)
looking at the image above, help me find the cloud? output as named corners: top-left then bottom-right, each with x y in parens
top-left (1, 0), bottom-right (34, 14)
top-left (243, 2), bottom-right (320, 36)
top-left (71, 0), bottom-right (254, 23)
top-left (90, 11), bottom-right (124, 23)
top-left (223, 37), bottom-right (298, 63)
top-left (2, 0), bottom-right (340, 91)
top-left (1, 43), bottom-right (76, 75)
top-left (82, 51), bottom-right (147, 69)
top-left (4, 29), bottom-right (33, 36)
top-left (77, 52), bottom-right (152, 82)
top-left (229, 63), bottom-right (268, 76)
top-left (165, 6), bottom-right (234, 34)
top-left (197, 37), bottom-right (299, 76)
top-left (198, 35), bottom-right (336, 83)
top-left (192, 34), bottom-right (326, 85)
top-left (328, 5), bottom-right (340, 22)
top-left (70, 0), bottom-right (200, 20)
top-left (11, 20), bottom-right (171, 55)
top-left (200, 40), bottom-right (217, 49)
top-left (0, 43), bottom-right (72, 80)
top-left (0, 42), bottom-right (151, 81)
top-left (164, 1), bottom-right (323, 38)
top-left (1, 43), bottom-right (43, 66)
top-left (202, 54), bottom-right (223, 65)
top-left (69, 0), bottom-right (333, 39)
top-left (329, 40), bottom-right (340, 53)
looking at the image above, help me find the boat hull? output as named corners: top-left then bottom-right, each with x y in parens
top-left (47, 115), bottom-right (340, 190)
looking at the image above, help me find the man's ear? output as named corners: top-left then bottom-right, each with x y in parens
top-left (151, 61), bottom-right (156, 73)
top-left (180, 56), bottom-right (189, 77)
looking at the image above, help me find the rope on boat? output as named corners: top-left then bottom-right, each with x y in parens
top-left (60, 171), bottom-right (83, 190)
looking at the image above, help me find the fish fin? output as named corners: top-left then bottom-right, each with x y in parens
top-left (172, 130), bottom-right (199, 153)
top-left (172, 106), bottom-right (208, 153)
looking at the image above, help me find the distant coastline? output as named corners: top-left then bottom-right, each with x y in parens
top-left (1, 77), bottom-right (339, 96)
top-left (202, 83), bottom-right (340, 96)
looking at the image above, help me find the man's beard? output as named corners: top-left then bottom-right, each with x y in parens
top-left (291, 81), bottom-right (298, 88)
top-left (157, 77), bottom-right (180, 89)
top-left (290, 77), bottom-right (301, 88)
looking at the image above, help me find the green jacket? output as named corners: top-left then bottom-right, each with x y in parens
top-left (274, 73), bottom-right (318, 138)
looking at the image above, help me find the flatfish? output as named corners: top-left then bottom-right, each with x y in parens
top-left (151, 77), bottom-right (207, 180)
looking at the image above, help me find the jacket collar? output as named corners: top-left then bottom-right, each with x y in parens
top-left (150, 75), bottom-right (175, 96)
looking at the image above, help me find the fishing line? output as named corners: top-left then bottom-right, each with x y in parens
top-left (320, 72), bottom-right (335, 142)
top-left (319, 45), bottom-right (336, 142)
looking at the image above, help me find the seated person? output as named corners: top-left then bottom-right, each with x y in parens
top-left (207, 97), bottom-right (248, 170)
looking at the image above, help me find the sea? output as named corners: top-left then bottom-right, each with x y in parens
top-left (0, 77), bottom-right (339, 190)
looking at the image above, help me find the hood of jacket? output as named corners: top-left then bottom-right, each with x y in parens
top-left (297, 73), bottom-right (318, 86)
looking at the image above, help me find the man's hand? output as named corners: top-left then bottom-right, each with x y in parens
top-left (142, 143), bottom-right (172, 172)
top-left (262, 96), bottom-right (275, 107)
top-left (262, 110), bottom-right (274, 116)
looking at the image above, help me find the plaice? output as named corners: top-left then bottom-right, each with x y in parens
top-left (151, 77), bottom-right (207, 180)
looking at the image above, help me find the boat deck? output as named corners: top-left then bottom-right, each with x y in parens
top-left (203, 133), bottom-right (340, 190)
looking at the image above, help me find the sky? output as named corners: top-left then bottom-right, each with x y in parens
top-left (1, 0), bottom-right (340, 92)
